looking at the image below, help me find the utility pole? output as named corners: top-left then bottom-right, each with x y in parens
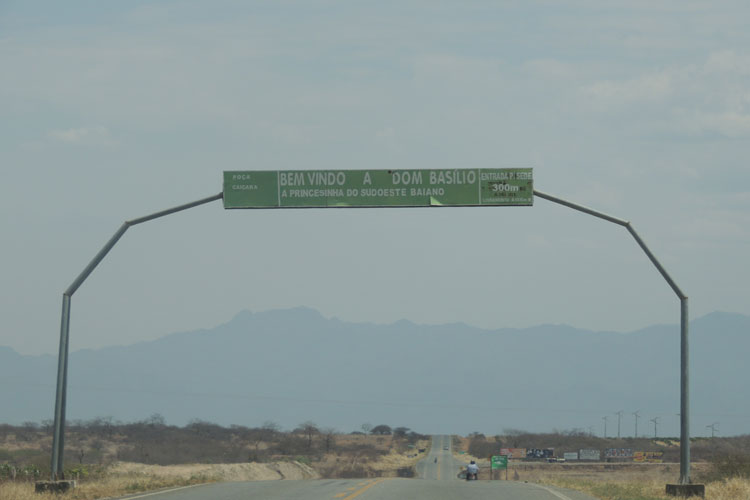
top-left (706, 422), bottom-right (719, 438)
top-left (48, 193), bottom-right (224, 480)
top-left (534, 191), bottom-right (692, 485)
top-left (602, 416), bottom-right (609, 439)
top-left (616, 410), bottom-right (623, 439)
top-left (651, 417), bottom-right (660, 438)
top-left (633, 410), bottom-right (640, 438)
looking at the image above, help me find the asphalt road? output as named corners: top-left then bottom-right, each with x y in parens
top-left (116, 435), bottom-right (598, 500)
top-left (414, 434), bottom-right (458, 480)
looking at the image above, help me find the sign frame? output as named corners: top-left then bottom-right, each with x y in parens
top-left (223, 168), bottom-right (534, 209)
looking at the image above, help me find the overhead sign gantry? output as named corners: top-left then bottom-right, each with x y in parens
top-left (47, 167), bottom-right (696, 494)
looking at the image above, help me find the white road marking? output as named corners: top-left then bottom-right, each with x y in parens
top-left (528, 482), bottom-right (575, 500)
top-left (119, 483), bottom-right (206, 500)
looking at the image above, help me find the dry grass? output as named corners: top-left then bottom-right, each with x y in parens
top-left (0, 474), bottom-right (212, 500)
top-left (707, 477), bottom-right (750, 500)
top-left (0, 483), bottom-right (39, 500)
top-left (4, 461), bottom-right (749, 500)
top-left (451, 457), bottom-right (750, 500)
top-left (109, 460), bottom-right (318, 481)
top-left (314, 436), bottom-right (430, 477)
top-left (368, 440), bottom-right (430, 474)
top-left (0, 460), bottom-right (318, 500)
top-left (542, 477), bottom-right (676, 500)
top-left (540, 476), bottom-right (750, 500)
top-left (0, 442), bottom-right (422, 499)
top-left (5, 475), bottom-right (749, 500)
top-left (525, 463), bottom-right (750, 500)
top-left (456, 434), bottom-right (750, 500)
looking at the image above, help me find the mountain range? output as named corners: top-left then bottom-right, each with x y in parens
top-left (1, 308), bottom-right (748, 436)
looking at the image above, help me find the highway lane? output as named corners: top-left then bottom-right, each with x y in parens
top-left (115, 435), bottom-right (598, 500)
top-left (358, 478), bottom-right (600, 500)
top-left (415, 434), bottom-right (457, 480)
top-left (117, 477), bottom-right (599, 500)
top-left (116, 479), bottom-right (389, 500)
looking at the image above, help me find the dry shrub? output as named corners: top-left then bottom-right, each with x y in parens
top-left (707, 477), bottom-right (750, 500)
top-left (467, 436), bottom-right (496, 458)
top-left (700, 453), bottom-right (750, 482)
top-left (328, 465), bottom-right (374, 478)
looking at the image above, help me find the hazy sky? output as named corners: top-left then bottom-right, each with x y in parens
top-left (2, 1), bottom-right (749, 356)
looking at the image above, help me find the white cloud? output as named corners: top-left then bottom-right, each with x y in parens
top-left (412, 54), bottom-right (504, 88)
top-left (676, 210), bottom-right (750, 244)
top-left (697, 111), bottom-right (750, 138)
top-left (583, 72), bottom-right (673, 103)
top-left (48, 126), bottom-right (116, 146)
top-left (521, 59), bottom-right (577, 81)
top-left (576, 50), bottom-right (750, 138)
top-left (704, 50), bottom-right (750, 75)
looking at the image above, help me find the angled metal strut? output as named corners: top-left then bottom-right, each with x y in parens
top-left (50, 193), bottom-right (223, 480)
top-left (534, 190), bottom-right (690, 484)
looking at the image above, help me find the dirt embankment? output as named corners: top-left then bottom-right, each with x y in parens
top-left (108, 444), bottom-right (428, 482)
top-left (309, 437), bottom-right (431, 478)
top-left (109, 460), bottom-right (319, 482)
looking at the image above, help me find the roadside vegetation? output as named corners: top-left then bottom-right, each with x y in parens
top-left (0, 418), bottom-right (428, 500)
top-left (4, 421), bottom-right (750, 500)
top-left (456, 431), bottom-right (750, 500)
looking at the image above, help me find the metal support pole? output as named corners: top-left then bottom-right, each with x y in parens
top-left (633, 410), bottom-right (640, 438)
top-left (603, 416), bottom-right (608, 438)
top-left (706, 422), bottom-right (718, 438)
top-left (49, 193), bottom-right (222, 480)
top-left (652, 417), bottom-right (660, 438)
top-left (534, 189), bottom-right (690, 484)
top-left (50, 295), bottom-right (70, 479)
top-left (680, 298), bottom-right (690, 483)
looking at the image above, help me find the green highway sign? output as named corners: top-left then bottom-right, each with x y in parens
top-left (491, 455), bottom-right (508, 470)
top-left (223, 168), bottom-right (533, 209)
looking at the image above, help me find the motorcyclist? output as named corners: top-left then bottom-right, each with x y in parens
top-left (466, 460), bottom-right (479, 480)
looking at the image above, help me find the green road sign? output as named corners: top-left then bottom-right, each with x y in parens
top-left (223, 168), bottom-right (533, 209)
top-left (491, 455), bottom-right (508, 470)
